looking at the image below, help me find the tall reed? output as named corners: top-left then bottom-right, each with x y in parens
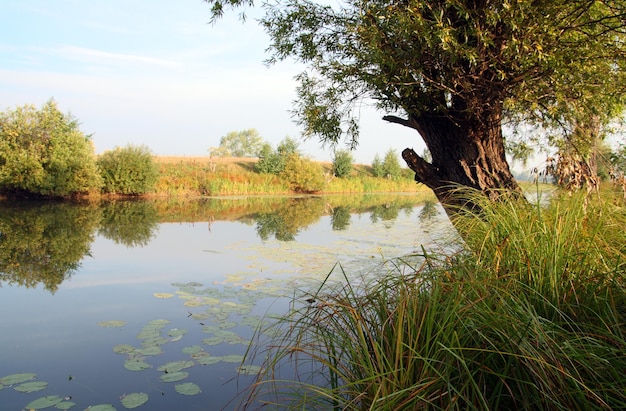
top-left (238, 189), bottom-right (626, 410)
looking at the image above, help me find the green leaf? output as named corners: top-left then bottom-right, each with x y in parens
top-left (157, 361), bottom-right (194, 373)
top-left (85, 405), bottom-right (116, 411)
top-left (159, 371), bottom-right (189, 382)
top-left (25, 395), bottom-right (63, 409)
top-left (175, 382), bottom-right (201, 396)
top-left (123, 359), bottom-right (151, 371)
top-left (120, 392), bottom-right (149, 409)
top-left (55, 401), bottom-right (76, 410)
top-left (1, 372), bottom-right (36, 385)
top-left (113, 344), bottom-right (136, 355)
top-left (14, 381), bottom-right (48, 393)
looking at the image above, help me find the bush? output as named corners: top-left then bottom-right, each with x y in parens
top-left (371, 154), bottom-right (384, 177)
top-left (281, 154), bottom-right (326, 193)
top-left (97, 145), bottom-right (158, 195)
top-left (332, 149), bottom-right (353, 178)
top-left (0, 100), bottom-right (101, 197)
top-left (382, 149), bottom-right (402, 179)
top-left (254, 143), bottom-right (286, 174)
top-left (254, 137), bottom-right (301, 175)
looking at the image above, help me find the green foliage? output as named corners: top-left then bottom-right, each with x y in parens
top-left (381, 149), bottom-right (401, 179)
top-left (0, 100), bottom-right (101, 197)
top-left (213, 129), bottom-right (265, 157)
top-left (254, 137), bottom-right (301, 175)
top-left (281, 154), bottom-right (326, 193)
top-left (371, 154), bottom-right (384, 177)
top-left (331, 149), bottom-right (353, 178)
top-left (243, 190), bottom-right (626, 410)
top-left (97, 145), bottom-right (158, 195)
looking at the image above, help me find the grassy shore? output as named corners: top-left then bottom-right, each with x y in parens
top-left (152, 156), bottom-right (428, 197)
top-left (239, 187), bottom-right (626, 410)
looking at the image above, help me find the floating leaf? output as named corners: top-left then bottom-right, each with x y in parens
top-left (221, 354), bottom-right (245, 363)
top-left (136, 329), bottom-right (160, 340)
top-left (153, 293), bottom-right (174, 299)
top-left (168, 328), bottom-right (188, 338)
top-left (202, 337), bottom-right (222, 346)
top-left (1, 373), bottom-right (36, 385)
top-left (120, 392), bottom-right (148, 409)
top-left (14, 381), bottom-right (48, 393)
top-left (113, 344), bottom-right (136, 355)
top-left (55, 401), bottom-right (76, 410)
top-left (85, 405), bottom-right (116, 411)
top-left (123, 359), bottom-right (151, 371)
top-left (159, 371), bottom-right (188, 383)
top-left (238, 365), bottom-right (262, 375)
top-left (146, 319), bottom-right (170, 327)
top-left (136, 346), bottom-right (162, 356)
top-left (157, 361), bottom-right (194, 373)
top-left (98, 320), bottom-right (126, 328)
top-left (181, 345), bottom-right (203, 355)
top-left (25, 395), bottom-right (63, 409)
top-left (175, 382), bottom-right (201, 396)
top-left (195, 353), bottom-right (221, 365)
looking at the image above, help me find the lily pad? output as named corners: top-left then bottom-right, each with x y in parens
top-left (157, 361), bottom-right (194, 373)
top-left (195, 353), bottom-right (221, 365)
top-left (14, 381), bottom-right (48, 393)
top-left (221, 354), bottom-right (245, 363)
top-left (153, 293), bottom-right (174, 299)
top-left (136, 346), bottom-right (162, 356)
top-left (168, 328), bottom-right (188, 338)
top-left (120, 392), bottom-right (149, 409)
top-left (1, 372), bottom-right (36, 385)
top-left (98, 320), bottom-right (126, 328)
top-left (181, 345), bottom-right (203, 355)
top-left (25, 395), bottom-right (63, 409)
top-left (85, 405), bottom-right (116, 411)
top-left (202, 337), bottom-right (223, 346)
top-left (175, 382), bottom-right (201, 396)
top-left (113, 344), bottom-right (136, 355)
top-left (123, 359), bottom-right (151, 371)
top-left (159, 371), bottom-right (189, 382)
top-left (238, 364), bottom-right (262, 375)
top-left (55, 401), bottom-right (76, 410)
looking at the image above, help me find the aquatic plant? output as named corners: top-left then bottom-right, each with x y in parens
top-left (239, 189), bottom-right (626, 410)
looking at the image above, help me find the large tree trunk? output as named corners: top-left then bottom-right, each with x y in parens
top-left (384, 105), bottom-right (522, 210)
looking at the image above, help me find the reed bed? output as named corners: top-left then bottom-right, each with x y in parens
top-left (238, 188), bottom-right (626, 410)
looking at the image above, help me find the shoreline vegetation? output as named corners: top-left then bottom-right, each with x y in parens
top-left (240, 188), bottom-right (626, 410)
top-left (151, 156), bottom-right (428, 198)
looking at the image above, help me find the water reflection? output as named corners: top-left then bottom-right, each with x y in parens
top-left (0, 201), bottom-right (100, 292)
top-left (0, 194), bottom-right (437, 292)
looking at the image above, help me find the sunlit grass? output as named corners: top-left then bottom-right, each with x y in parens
top-left (239, 188), bottom-right (626, 410)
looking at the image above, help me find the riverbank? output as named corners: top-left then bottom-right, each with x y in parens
top-left (152, 156), bottom-right (427, 197)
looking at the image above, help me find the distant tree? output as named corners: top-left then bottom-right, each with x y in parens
top-left (371, 154), bottom-right (384, 178)
top-left (97, 145), bottom-right (158, 195)
top-left (332, 149), bottom-right (353, 178)
top-left (277, 136), bottom-right (300, 156)
top-left (255, 137), bottom-right (300, 175)
top-left (382, 149), bottom-right (402, 179)
top-left (214, 129), bottom-right (265, 157)
top-left (0, 99), bottom-right (101, 197)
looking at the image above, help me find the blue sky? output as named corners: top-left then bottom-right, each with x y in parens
top-left (0, 0), bottom-right (422, 163)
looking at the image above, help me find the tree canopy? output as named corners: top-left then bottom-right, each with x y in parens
top-left (0, 99), bottom-right (101, 197)
top-left (212, 128), bottom-right (266, 157)
top-left (204, 0), bottom-right (626, 206)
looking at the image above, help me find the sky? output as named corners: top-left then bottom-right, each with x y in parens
top-left (0, 0), bottom-right (423, 164)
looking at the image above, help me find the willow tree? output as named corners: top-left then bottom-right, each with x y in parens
top-left (205, 0), bottom-right (626, 206)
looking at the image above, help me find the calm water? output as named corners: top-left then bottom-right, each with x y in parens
top-left (0, 195), bottom-right (453, 410)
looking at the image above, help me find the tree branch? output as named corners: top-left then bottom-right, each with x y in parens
top-left (383, 115), bottom-right (420, 131)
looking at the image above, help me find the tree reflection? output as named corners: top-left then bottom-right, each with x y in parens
top-left (331, 206), bottom-right (351, 231)
top-left (98, 200), bottom-right (159, 247)
top-left (255, 197), bottom-right (326, 241)
top-left (0, 201), bottom-right (101, 292)
top-left (419, 200), bottom-right (440, 221)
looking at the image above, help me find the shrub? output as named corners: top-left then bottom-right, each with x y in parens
top-left (281, 154), bottom-right (326, 193)
top-left (97, 145), bottom-right (158, 195)
top-left (0, 100), bottom-right (101, 197)
top-left (254, 143), bottom-right (286, 174)
top-left (382, 149), bottom-right (402, 179)
top-left (371, 154), bottom-right (384, 177)
top-left (332, 149), bottom-right (353, 178)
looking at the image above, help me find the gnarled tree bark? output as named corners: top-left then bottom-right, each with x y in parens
top-left (384, 103), bottom-right (522, 210)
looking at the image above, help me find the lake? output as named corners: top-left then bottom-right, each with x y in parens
top-left (0, 194), bottom-right (453, 410)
